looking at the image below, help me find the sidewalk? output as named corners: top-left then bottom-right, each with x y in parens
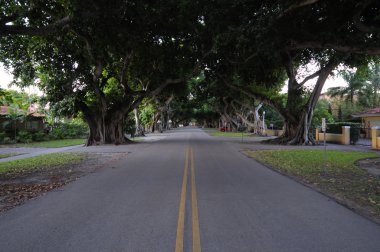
top-left (0, 132), bottom-right (169, 163)
top-left (0, 145), bottom-right (84, 163)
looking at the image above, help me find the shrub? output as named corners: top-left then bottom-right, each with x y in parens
top-left (326, 122), bottom-right (360, 133)
top-left (48, 121), bottom-right (89, 139)
top-left (32, 130), bottom-right (46, 142)
top-left (18, 131), bottom-right (32, 143)
top-left (51, 127), bottom-right (65, 139)
top-left (326, 122), bottom-right (361, 145)
top-left (0, 132), bottom-right (5, 144)
top-left (268, 120), bottom-right (284, 130)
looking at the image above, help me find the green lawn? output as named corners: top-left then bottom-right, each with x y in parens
top-left (0, 153), bottom-right (20, 159)
top-left (0, 153), bottom-right (87, 174)
top-left (0, 139), bottom-right (86, 148)
top-left (245, 150), bottom-right (380, 216)
top-left (203, 128), bottom-right (253, 137)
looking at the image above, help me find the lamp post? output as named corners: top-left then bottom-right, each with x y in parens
top-left (157, 120), bottom-right (162, 133)
top-left (262, 111), bottom-right (266, 134)
top-left (168, 119), bottom-right (172, 130)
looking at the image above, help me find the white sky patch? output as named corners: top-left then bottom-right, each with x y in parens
top-left (280, 63), bottom-right (348, 94)
top-left (0, 64), bottom-right (14, 88)
top-left (0, 64), bottom-right (43, 95)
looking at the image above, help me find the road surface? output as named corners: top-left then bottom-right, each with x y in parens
top-left (0, 127), bottom-right (379, 251)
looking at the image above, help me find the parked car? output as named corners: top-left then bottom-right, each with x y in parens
top-left (219, 127), bottom-right (232, 132)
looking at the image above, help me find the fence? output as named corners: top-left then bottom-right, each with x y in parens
top-left (315, 126), bottom-right (350, 145)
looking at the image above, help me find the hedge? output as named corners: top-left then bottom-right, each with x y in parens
top-left (326, 122), bottom-right (361, 145)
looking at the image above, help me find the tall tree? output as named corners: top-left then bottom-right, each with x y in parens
top-left (0, 0), bottom-right (201, 145)
top-left (202, 0), bottom-right (380, 144)
top-left (327, 69), bottom-right (366, 107)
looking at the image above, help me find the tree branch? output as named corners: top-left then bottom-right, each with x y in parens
top-left (283, 51), bottom-right (306, 91)
top-left (149, 78), bottom-right (184, 98)
top-left (227, 82), bottom-right (286, 119)
top-left (120, 51), bottom-right (133, 94)
top-left (0, 16), bottom-right (70, 36)
top-left (279, 0), bottom-right (320, 18)
top-left (353, 0), bottom-right (379, 33)
top-left (299, 69), bottom-right (321, 86)
top-left (287, 41), bottom-right (380, 55)
top-left (73, 30), bottom-right (95, 62)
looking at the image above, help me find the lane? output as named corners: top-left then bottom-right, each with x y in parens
top-left (0, 129), bottom-right (190, 251)
top-left (175, 146), bottom-right (189, 252)
top-left (190, 147), bottom-right (201, 252)
top-left (189, 128), bottom-right (380, 252)
top-left (0, 127), bottom-right (379, 252)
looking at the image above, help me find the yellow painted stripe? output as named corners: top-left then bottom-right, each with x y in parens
top-left (191, 147), bottom-right (201, 252)
top-left (175, 147), bottom-right (189, 252)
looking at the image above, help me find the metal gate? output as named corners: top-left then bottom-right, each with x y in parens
top-left (356, 127), bottom-right (372, 146)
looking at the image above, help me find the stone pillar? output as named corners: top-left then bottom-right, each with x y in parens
top-left (315, 128), bottom-right (320, 142)
top-left (342, 126), bottom-right (350, 145)
top-left (371, 127), bottom-right (379, 149)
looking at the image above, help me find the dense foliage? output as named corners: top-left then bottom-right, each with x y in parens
top-left (1, 1), bottom-right (380, 145)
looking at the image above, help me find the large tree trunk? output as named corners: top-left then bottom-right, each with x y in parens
top-left (85, 113), bottom-right (127, 146)
top-left (253, 103), bottom-right (263, 135)
top-left (134, 108), bottom-right (145, 137)
top-left (278, 58), bottom-right (339, 145)
top-left (79, 100), bottom-right (136, 146)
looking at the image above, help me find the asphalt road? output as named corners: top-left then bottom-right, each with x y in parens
top-left (0, 127), bottom-right (380, 252)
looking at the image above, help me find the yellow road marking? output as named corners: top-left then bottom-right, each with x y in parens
top-left (191, 147), bottom-right (201, 252)
top-left (175, 147), bottom-right (189, 252)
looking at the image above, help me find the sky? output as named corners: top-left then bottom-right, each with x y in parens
top-left (0, 63), bottom-right (348, 96)
top-left (0, 64), bottom-right (42, 95)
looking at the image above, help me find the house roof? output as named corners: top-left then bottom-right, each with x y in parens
top-left (28, 112), bottom-right (45, 117)
top-left (0, 106), bottom-right (45, 117)
top-left (0, 106), bottom-right (8, 115)
top-left (352, 107), bottom-right (380, 118)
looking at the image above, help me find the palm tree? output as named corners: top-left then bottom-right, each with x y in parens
top-left (368, 61), bottom-right (380, 107)
top-left (327, 70), bottom-right (365, 110)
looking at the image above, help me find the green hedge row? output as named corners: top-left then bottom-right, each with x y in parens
top-left (0, 122), bottom-right (89, 144)
top-left (326, 122), bottom-right (361, 134)
top-left (326, 122), bottom-right (361, 145)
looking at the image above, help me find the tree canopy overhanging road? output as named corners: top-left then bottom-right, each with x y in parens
top-left (1, 1), bottom-right (380, 145)
top-left (2, 2), bottom-right (380, 251)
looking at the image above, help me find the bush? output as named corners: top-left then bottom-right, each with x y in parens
top-left (32, 130), bottom-right (46, 142)
top-left (18, 131), bottom-right (32, 143)
top-left (0, 132), bottom-right (5, 144)
top-left (51, 127), bottom-right (65, 139)
top-left (326, 122), bottom-right (361, 145)
top-left (326, 122), bottom-right (360, 133)
top-left (267, 120), bottom-right (284, 130)
top-left (48, 121), bottom-right (89, 139)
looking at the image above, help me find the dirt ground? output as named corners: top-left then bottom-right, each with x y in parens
top-left (357, 157), bottom-right (380, 177)
top-left (0, 152), bottom-right (125, 212)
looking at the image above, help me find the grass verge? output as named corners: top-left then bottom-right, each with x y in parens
top-left (244, 150), bottom-right (380, 220)
top-left (0, 153), bottom-right (20, 159)
top-left (0, 153), bottom-right (87, 175)
top-left (0, 139), bottom-right (86, 148)
top-left (202, 128), bottom-right (253, 137)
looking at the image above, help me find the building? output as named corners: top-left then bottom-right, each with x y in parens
top-left (352, 107), bottom-right (380, 128)
top-left (0, 106), bottom-right (45, 132)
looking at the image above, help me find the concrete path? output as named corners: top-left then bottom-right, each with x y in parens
top-left (0, 127), bottom-right (379, 251)
top-left (0, 133), bottom-right (168, 163)
top-left (0, 145), bottom-right (84, 163)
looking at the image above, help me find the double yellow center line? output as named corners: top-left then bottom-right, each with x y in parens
top-left (175, 146), bottom-right (201, 252)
